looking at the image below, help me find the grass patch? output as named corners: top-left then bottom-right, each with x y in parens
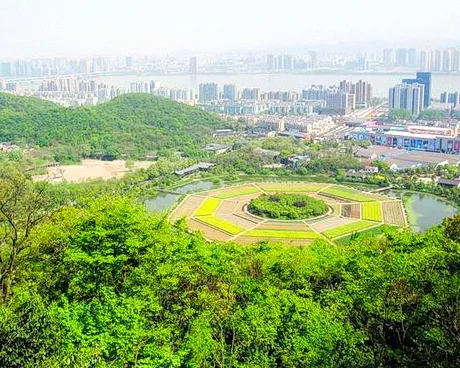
top-left (334, 225), bottom-right (388, 245)
top-left (245, 229), bottom-right (320, 239)
top-left (197, 216), bottom-right (244, 235)
top-left (323, 220), bottom-right (377, 238)
top-left (320, 185), bottom-right (377, 202)
top-left (194, 198), bottom-right (221, 216)
top-left (213, 187), bottom-right (261, 199)
top-left (362, 202), bottom-right (383, 222)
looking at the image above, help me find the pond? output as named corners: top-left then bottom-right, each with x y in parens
top-left (385, 190), bottom-right (459, 233)
top-left (144, 180), bottom-right (217, 213)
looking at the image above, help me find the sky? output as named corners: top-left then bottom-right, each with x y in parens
top-left (0, 0), bottom-right (459, 58)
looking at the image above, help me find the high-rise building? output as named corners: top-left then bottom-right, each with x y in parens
top-left (420, 49), bottom-right (431, 71)
top-left (125, 56), bottom-right (133, 68)
top-left (383, 48), bottom-right (394, 67)
top-left (396, 48), bottom-right (408, 66)
top-left (324, 90), bottom-right (353, 114)
top-left (440, 92), bottom-right (448, 103)
top-left (402, 72), bottom-right (431, 108)
top-left (416, 72), bottom-right (431, 108)
top-left (339, 80), bottom-right (353, 93)
top-left (448, 92), bottom-right (459, 107)
top-left (434, 49), bottom-right (443, 71)
top-left (309, 52), bottom-right (318, 70)
top-left (277, 55), bottom-right (284, 70)
top-left (302, 85), bottom-right (327, 100)
top-left (223, 84), bottom-right (237, 101)
top-left (283, 54), bottom-right (293, 70)
top-left (389, 83), bottom-right (425, 115)
top-left (352, 80), bottom-right (373, 107)
top-left (199, 82), bottom-right (218, 102)
top-left (442, 49), bottom-right (452, 72)
top-left (0, 62), bottom-right (12, 77)
top-left (339, 80), bottom-right (372, 107)
top-left (189, 57), bottom-right (198, 75)
top-left (408, 48), bottom-right (417, 67)
top-left (267, 54), bottom-right (275, 70)
top-left (442, 92), bottom-right (459, 108)
top-left (242, 88), bottom-right (260, 100)
top-left (452, 49), bottom-right (460, 72)
top-left (78, 60), bottom-right (89, 74)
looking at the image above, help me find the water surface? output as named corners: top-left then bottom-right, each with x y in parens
top-left (144, 180), bottom-right (216, 213)
top-left (385, 190), bottom-right (458, 232)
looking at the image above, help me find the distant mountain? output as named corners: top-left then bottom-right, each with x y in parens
top-left (0, 93), bottom-right (226, 160)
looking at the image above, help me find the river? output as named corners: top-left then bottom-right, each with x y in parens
top-left (23, 72), bottom-right (460, 98)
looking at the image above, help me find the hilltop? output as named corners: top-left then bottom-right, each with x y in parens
top-left (0, 93), bottom-right (226, 160)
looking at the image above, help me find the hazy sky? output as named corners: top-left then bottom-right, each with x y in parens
top-left (1, 0), bottom-right (459, 58)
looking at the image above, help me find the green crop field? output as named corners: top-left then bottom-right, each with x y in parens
top-left (334, 225), bottom-right (387, 245)
top-left (173, 182), bottom-right (405, 244)
top-left (196, 216), bottom-right (244, 235)
top-left (245, 229), bottom-right (320, 239)
top-left (320, 186), bottom-right (376, 202)
top-left (213, 187), bottom-right (261, 199)
top-left (194, 198), bottom-right (221, 217)
top-left (323, 220), bottom-right (377, 238)
top-left (362, 202), bottom-right (383, 222)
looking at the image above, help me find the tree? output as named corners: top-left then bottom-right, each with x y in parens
top-left (389, 109), bottom-right (413, 121)
top-left (443, 214), bottom-right (460, 242)
top-left (0, 164), bottom-right (54, 302)
top-left (371, 159), bottom-right (391, 174)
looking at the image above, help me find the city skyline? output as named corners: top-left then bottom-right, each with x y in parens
top-left (1, 0), bottom-right (460, 58)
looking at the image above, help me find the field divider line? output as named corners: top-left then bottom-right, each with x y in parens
top-left (213, 199), bottom-right (226, 216)
top-left (229, 219), bottom-right (268, 242)
top-left (332, 222), bottom-right (383, 241)
top-left (191, 195), bottom-right (212, 218)
top-left (317, 183), bottom-right (335, 194)
top-left (252, 183), bottom-right (268, 195)
top-left (303, 219), bottom-right (335, 246)
top-left (168, 193), bottom-right (190, 220)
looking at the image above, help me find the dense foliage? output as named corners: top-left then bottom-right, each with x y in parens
top-left (0, 182), bottom-right (459, 367)
top-left (248, 193), bottom-right (329, 219)
top-left (1, 146), bottom-right (460, 367)
top-left (0, 93), bottom-right (227, 160)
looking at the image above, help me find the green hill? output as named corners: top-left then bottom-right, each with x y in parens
top-left (0, 93), bottom-right (227, 159)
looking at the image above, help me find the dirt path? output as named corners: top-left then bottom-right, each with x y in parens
top-left (33, 159), bottom-right (153, 183)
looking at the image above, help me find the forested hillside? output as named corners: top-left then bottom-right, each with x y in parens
top-left (0, 93), bottom-right (226, 159)
top-left (0, 167), bottom-right (459, 367)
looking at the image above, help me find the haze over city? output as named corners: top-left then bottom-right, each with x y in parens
top-left (1, 0), bottom-right (459, 58)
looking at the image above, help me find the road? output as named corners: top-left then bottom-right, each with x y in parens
top-left (346, 102), bottom-right (388, 120)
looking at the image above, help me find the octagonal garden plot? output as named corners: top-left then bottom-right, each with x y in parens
top-left (169, 182), bottom-right (407, 244)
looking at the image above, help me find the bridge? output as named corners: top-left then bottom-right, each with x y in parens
top-left (157, 188), bottom-right (182, 195)
top-left (370, 185), bottom-right (394, 193)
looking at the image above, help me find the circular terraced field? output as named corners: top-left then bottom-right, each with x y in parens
top-left (169, 182), bottom-right (407, 245)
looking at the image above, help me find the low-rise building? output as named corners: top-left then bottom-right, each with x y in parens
top-left (436, 177), bottom-right (460, 188)
top-left (213, 129), bottom-right (238, 138)
top-left (203, 143), bottom-right (230, 155)
top-left (174, 162), bottom-right (215, 177)
top-left (351, 122), bottom-right (460, 153)
top-left (356, 146), bottom-right (460, 171)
